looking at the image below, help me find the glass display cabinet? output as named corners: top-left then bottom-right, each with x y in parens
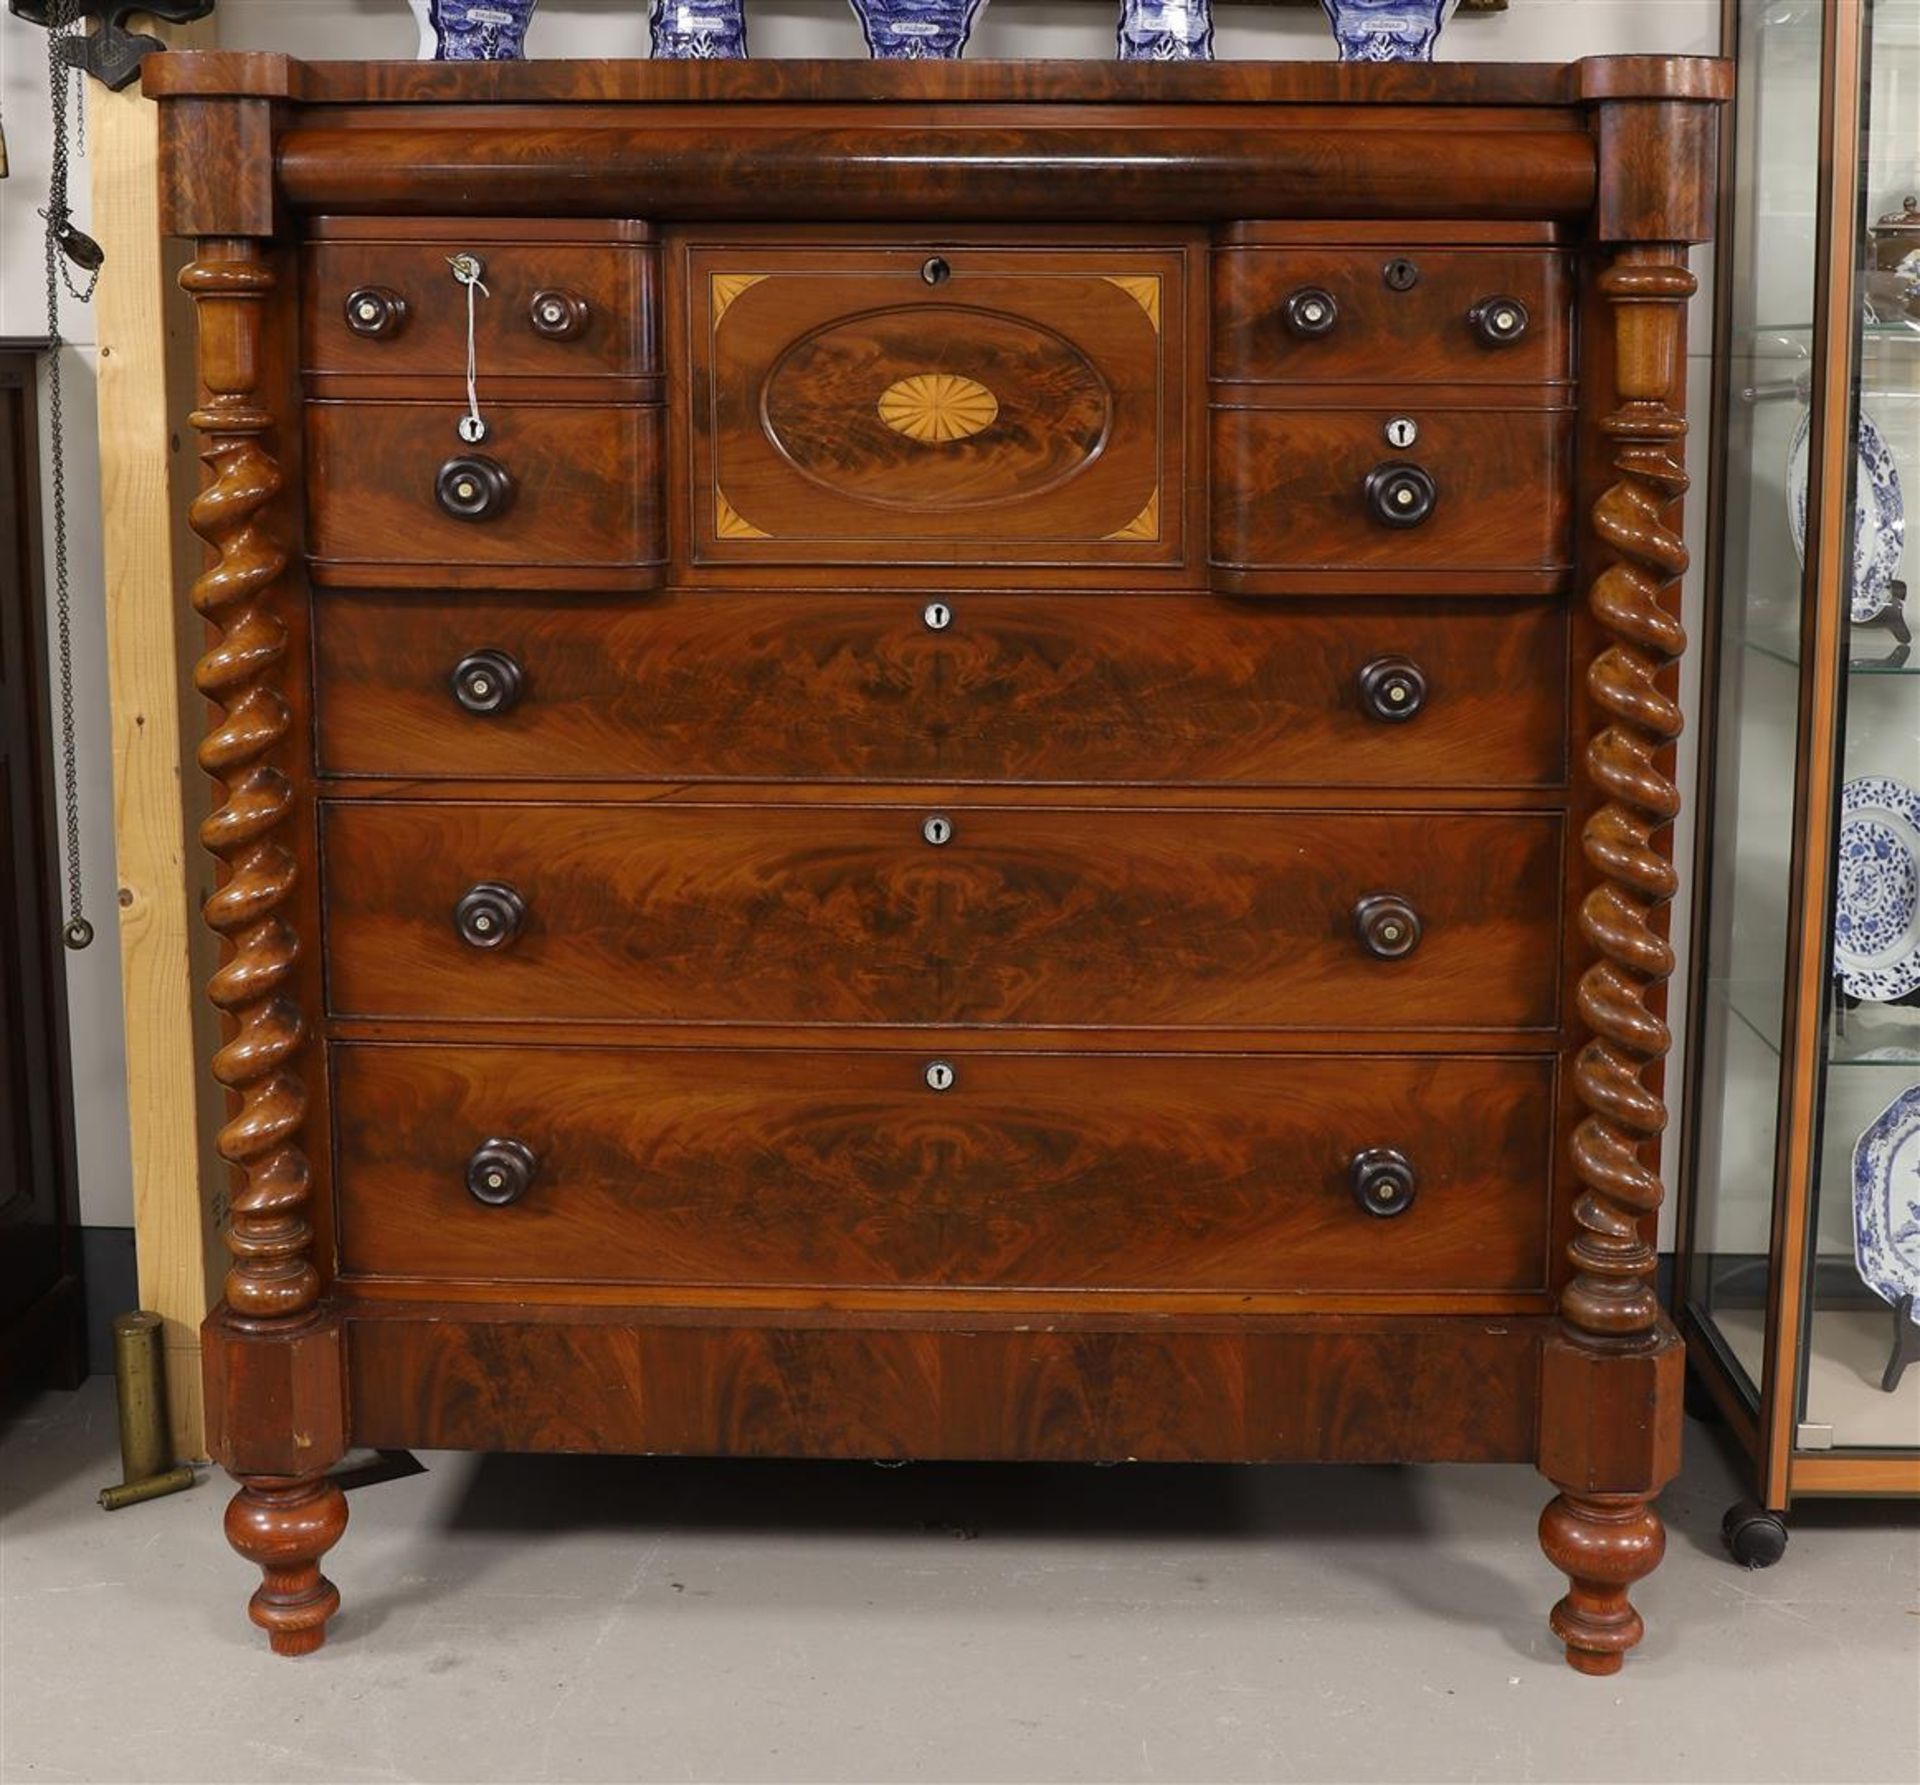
top-left (1680, 0), bottom-right (1920, 1563)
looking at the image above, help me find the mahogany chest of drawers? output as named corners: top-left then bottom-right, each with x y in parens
top-left (146, 52), bottom-right (1729, 1673)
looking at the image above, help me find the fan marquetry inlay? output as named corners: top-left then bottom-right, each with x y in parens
top-left (876, 373), bottom-right (1000, 444)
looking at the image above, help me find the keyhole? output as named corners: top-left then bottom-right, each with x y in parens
top-left (922, 814), bottom-right (954, 847)
top-left (924, 602), bottom-right (953, 632)
top-left (1383, 258), bottom-right (1419, 292)
top-left (1385, 416), bottom-right (1418, 449)
top-left (925, 1060), bottom-right (956, 1092)
top-left (921, 256), bottom-right (952, 287)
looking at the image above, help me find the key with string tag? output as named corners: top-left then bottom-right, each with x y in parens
top-left (449, 252), bottom-right (491, 444)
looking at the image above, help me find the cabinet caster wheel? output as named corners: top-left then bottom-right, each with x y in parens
top-left (1721, 1501), bottom-right (1789, 1568)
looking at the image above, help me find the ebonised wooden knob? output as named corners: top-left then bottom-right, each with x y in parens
top-left (1469, 295), bottom-right (1530, 346)
top-left (435, 455), bottom-right (514, 522)
top-left (1353, 893), bottom-right (1422, 960)
top-left (451, 649), bottom-right (524, 717)
top-left (467, 1137), bottom-right (538, 1207)
top-left (1356, 656), bottom-right (1429, 724)
top-left (1364, 461), bottom-right (1437, 529)
top-left (454, 880), bottom-right (527, 949)
top-left (344, 286), bottom-right (408, 338)
top-left (1349, 1146), bottom-right (1416, 1218)
top-left (1284, 287), bottom-right (1339, 338)
top-left (529, 288), bottom-right (590, 339)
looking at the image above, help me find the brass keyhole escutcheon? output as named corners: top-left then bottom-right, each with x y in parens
top-left (921, 256), bottom-right (952, 286)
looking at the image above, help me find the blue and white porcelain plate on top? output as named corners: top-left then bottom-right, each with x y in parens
top-left (1788, 406), bottom-right (1906, 623)
top-left (1854, 1084), bottom-right (1920, 1318)
top-left (1836, 776), bottom-right (1920, 1003)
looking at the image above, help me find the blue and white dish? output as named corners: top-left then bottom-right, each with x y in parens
top-left (651, 0), bottom-right (749, 57)
top-left (1853, 1084), bottom-right (1920, 1323)
top-left (1316, 0), bottom-right (1460, 61)
top-left (409, 0), bottom-right (538, 58)
top-left (1788, 406), bottom-right (1907, 623)
top-left (1117, 0), bottom-right (1214, 60)
top-left (1836, 776), bottom-right (1920, 1004)
top-left (847, 0), bottom-right (987, 57)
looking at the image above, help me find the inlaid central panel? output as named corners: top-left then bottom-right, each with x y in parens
top-left (683, 242), bottom-right (1190, 566)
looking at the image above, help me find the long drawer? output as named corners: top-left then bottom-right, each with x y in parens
top-left (321, 802), bottom-right (1563, 1029)
top-left (331, 1045), bottom-right (1555, 1296)
top-left (313, 592), bottom-right (1569, 789)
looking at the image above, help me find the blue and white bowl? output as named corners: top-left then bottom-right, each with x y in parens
top-left (409, 0), bottom-right (538, 59)
top-left (1836, 776), bottom-right (1920, 1004)
top-left (1854, 1084), bottom-right (1920, 1321)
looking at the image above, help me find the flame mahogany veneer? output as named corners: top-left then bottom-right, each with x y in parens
top-left (148, 53), bottom-right (1729, 1672)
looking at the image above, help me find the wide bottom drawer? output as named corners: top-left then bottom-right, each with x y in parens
top-left (332, 1045), bottom-right (1554, 1297)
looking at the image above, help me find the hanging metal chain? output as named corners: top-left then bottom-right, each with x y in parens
top-left (40, 0), bottom-right (104, 951)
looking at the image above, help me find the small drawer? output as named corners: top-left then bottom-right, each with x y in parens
top-left (332, 1044), bottom-right (1555, 1298)
top-left (321, 801), bottom-right (1563, 1030)
top-left (304, 226), bottom-right (656, 380)
top-left (686, 241), bottom-right (1190, 569)
top-left (1211, 402), bottom-right (1573, 586)
top-left (1213, 242), bottom-right (1571, 385)
top-left (305, 399), bottom-right (665, 589)
top-left (314, 592), bottom-right (1568, 790)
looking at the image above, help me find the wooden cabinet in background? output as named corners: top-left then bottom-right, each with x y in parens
top-left (145, 53), bottom-right (1731, 1674)
top-left (0, 345), bottom-right (84, 1391)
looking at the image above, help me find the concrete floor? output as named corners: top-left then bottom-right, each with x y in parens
top-left (2, 1378), bottom-right (1916, 1785)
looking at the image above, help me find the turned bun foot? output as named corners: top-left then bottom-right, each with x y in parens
top-left (225, 1476), bottom-right (349, 1656)
top-left (1538, 1490), bottom-right (1665, 1675)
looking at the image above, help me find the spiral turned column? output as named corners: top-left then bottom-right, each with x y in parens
top-left (181, 246), bottom-right (315, 1330)
top-left (183, 243), bottom-right (344, 1655)
top-left (1569, 254), bottom-right (1694, 1343)
top-left (1537, 249), bottom-right (1696, 1676)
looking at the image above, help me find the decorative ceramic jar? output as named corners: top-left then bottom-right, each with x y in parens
top-left (651, 0), bottom-right (750, 58)
top-left (1116, 0), bottom-right (1213, 61)
top-left (408, 0), bottom-right (538, 59)
top-left (1317, 0), bottom-right (1459, 62)
top-left (846, 0), bottom-right (987, 59)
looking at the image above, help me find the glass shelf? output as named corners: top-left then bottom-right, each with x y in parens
top-left (1714, 980), bottom-right (1920, 1067)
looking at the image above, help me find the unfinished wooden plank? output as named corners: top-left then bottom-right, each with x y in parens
top-left (91, 16), bottom-right (222, 1463)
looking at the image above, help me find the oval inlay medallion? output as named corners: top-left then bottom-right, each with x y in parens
top-left (761, 305), bottom-right (1114, 513)
top-left (877, 373), bottom-right (1000, 444)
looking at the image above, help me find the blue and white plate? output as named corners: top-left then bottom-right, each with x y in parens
top-left (1788, 406), bottom-right (1906, 623)
top-left (1836, 776), bottom-right (1920, 1003)
top-left (1854, 1084), bottom-right (1920, 1318)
